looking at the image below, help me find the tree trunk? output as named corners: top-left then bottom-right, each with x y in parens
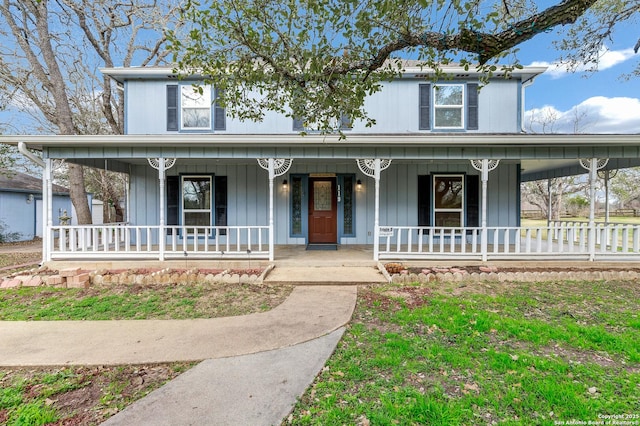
top-left (67, 164), bottom-right (92, 224)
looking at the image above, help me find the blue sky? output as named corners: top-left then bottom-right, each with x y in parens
top-left (519, 19), bottom-right (640, 134)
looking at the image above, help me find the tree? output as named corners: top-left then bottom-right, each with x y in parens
top-left (552, 0), bottom-right (640, 78)
top-left (169, 0), bottom-right (602, 133)
top-left (0, 0), bottom-right (180, 223)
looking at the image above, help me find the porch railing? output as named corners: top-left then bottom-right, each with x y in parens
top-left (49, 224), bottom-right (270, 260)
top-left (377, 223), bottom-right (640, 261)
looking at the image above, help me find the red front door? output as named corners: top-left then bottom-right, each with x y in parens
top-left (308, 177), bottom-right (337, 244)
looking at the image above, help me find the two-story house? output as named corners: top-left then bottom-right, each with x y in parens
top-left (5, 64), bottom-right (640, 263)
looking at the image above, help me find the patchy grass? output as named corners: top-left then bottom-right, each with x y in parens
top-left (0, 282), bottom-right (292, 320)
top-left (287, 280), bottom-right (640, 425)
top-left (0, 364), bottom-right (193, 425)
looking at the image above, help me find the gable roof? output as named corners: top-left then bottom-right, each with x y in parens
top-left (0, 171), bottom-right (69, 194)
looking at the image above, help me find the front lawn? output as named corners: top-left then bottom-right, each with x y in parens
top-left (288, 279), bottom-right (640, 425)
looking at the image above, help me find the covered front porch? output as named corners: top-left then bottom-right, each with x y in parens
top-left (7, 133), bottom-right (640, 264)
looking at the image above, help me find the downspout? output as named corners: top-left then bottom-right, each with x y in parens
top-left (17, 142), bottom-right (45, 167)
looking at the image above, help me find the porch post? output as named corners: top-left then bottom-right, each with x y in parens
top-left (257, 159), bottom-right (293, 261)
top-left (356, 159), bottom-right (392, 261)
top-left (547, 179), bottom-right (552, 224)
top-left (268, 158), bottom-right (275, 261)
top-left (580, 158), bottom-right (608, 261)
top-left (470, 160), bottom-right (500, 262)
top-left (158, 158), bottom-right (166, 261)
top-left (43, 158), bottom-right (52, 262)
top-left (148, 158), bottom-right (177, 261)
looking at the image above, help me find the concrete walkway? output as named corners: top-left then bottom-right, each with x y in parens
top-left (0, 285), bottom-right (357, 366)
top-left (102, 328), bottom-right (345, 426)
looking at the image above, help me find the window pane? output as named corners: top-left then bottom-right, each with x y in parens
top-left (313, 181), bottom-right (332, 211)
top-left (343, 176), bottom-right (353, 235)
top-left (181, 86), bottom-right (211, 107)
top-left (435, 108), bottom-right (462, 127)
top-left (291, 176), bottom-right (303, 235)
top-left (182, 108), bottom-right (210, 129)
top-left (185, 212), bottom-right (211, 227)
top-left (435, 212), bottom-right (462, 227)
top-left (183, 177), bottom-right (211, 210)
top-left (434, 85), bottom-right (463, 105)
top-left (434, 176), bottom-right (463, 209)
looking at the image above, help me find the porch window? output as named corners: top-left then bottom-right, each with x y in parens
top-left (182, 176), bottom-right (211, 226)
top-left (181, 85), bottom-right (211, 130)
top-left (433, 175), bottom-right (464, 227)
top-left (342, 175), bottom-right (355, 235)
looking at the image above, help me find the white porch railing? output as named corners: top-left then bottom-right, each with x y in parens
top-left (49, 224), bottom-right (270, 260)
top-left (377, 223), bottom-right (640, 261)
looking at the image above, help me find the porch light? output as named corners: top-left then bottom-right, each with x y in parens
top-left (26, 194), bottom-right (34, 204)
top-left (282, 179), bottom-right (288, 188)
top-left (356, 179), bottom-right (362, 190)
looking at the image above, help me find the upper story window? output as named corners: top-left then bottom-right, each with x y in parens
top-left (419, 83), bottom-right (478, 131)
top-left (293, 114), bottom-right (352, 132)
top-left (181, 86), bottom-right (211, 130)
top-left (434, 85), bottom-right (464, 129)
top-left (167, 84), bottom-right (225, 132)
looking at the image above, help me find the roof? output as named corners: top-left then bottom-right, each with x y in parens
top-left (100, 63), bottom-right (547, 84)
top-left (0, 171), bottom-right (69, 194)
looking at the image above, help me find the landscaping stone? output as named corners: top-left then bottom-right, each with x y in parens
top-left (59, 268), bottom-right (82, 277)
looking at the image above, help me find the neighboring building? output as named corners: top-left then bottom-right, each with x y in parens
top-left (3, 64), bottom-right (640, 261)
top-left (0, 172), bottom-right (72, 242)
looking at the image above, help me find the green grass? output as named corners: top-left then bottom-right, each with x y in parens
top-left (0, 282), bottom-right (292, 320)
top-left (288, 280), bottom-right (640, 425)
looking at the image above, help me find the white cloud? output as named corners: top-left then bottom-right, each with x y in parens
top-left (527, 47), bottom-right (636, 79)
top-left (525, 96), bottom-right (640, 134)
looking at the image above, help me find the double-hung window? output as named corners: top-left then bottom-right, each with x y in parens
top-left (182, 176), bottom-right (212, 227)
top-left (167, 84), bottom-right (225, 131)
top-left (181, 85), bottom-right (211, 130)
top-left (433, 175), bottom-right (464, 227)
top-left (434, 85), bottom-right (464, 129)
top-left (419, 83), bottom-right (478, 131)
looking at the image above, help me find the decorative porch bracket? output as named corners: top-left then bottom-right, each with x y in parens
top-left (148, 158), bottom-right (177, 260)
top-left (580, 158), bottom-right (609, 261)
top-left (257, 159), bottom-right (293, 261)
top-left (470, 159), bottom-right (500, 262)
top-left (357, 159), bottom-right (392, 260)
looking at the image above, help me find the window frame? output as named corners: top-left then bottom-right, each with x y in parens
top-left (180, 84), bottom-right (213, 131)
top-left (181, 175), bottom-right (213, 231)
top-left (432, 84), bottom-right (465, 130)
top-left (432, 174), bottom-right (465, 227)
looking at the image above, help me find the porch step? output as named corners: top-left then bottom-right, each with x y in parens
top-left (264, 266), bottom-right (386, 285)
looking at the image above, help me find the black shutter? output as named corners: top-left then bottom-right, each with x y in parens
top-left (467, 83), bottom-right (479, 130)
top-left (215, 176), bottom-right (227, 235)
top-left (419, 84), bottom-right (431, 130)
top-left (418, 175), bottom-right (431, 226)
top-left (166, 85), bottom-right (178, 131)
top-left (466, 174), bottom-right (479, 227)
top-left (166, 175), bottom-right (179, 235)
top-left (213, 88), bottom-right (226, 130)
top-left (292, 116), bottom-right (304, 131)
